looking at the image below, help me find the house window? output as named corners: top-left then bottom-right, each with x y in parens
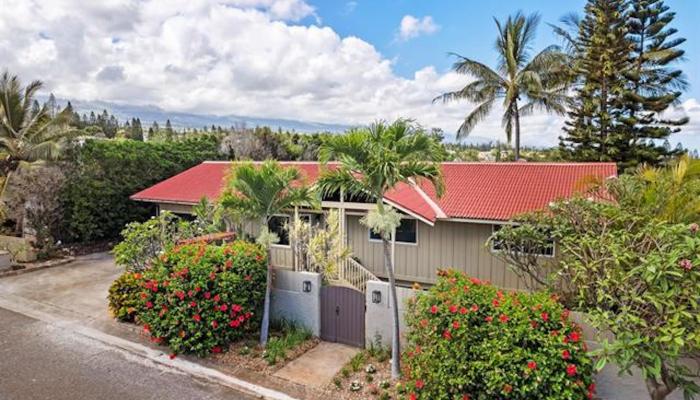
top-left (491, 225), bottom-right (554, 257)
top-left (268, 215), bottom-right (290, 246)
top-left (369, 219), bottom-right (417, 244)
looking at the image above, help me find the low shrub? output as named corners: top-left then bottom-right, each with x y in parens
top-left (404, 269), bottom-right (594, 400)
top-left (137, 240), bottom-right (267, 356)
top-left (108, 271), bottom-right (144, 322)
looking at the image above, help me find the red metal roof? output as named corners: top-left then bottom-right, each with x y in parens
top-left (131, 161), bottom-right (617, 222)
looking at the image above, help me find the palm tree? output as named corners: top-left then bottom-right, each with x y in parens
top-left (317, 119), bottom-right (444, 379)
top-left (220, 160), bottom-right (317, 346)
top-left (0, 71), bottom-right (77, 225)
top-left (435, 12), bottom-right (569, 160)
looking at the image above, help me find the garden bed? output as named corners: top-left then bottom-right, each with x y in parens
top-left (213, 331), bottom-right (320, 375)
top-left (321, 346), bottom-right (403, 400)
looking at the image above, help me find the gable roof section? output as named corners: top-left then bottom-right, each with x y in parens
top-left (131, 161), bottom-right (617, 222)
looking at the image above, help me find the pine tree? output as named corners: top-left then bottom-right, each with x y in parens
top-left (621, 0), bottom-right (688, 169)
top-left (131, 118), bottom-right (143, 141)
top-left (165, 119), bottom-right (174, 140)
top-left (560, 0), bottom-right (632, 164)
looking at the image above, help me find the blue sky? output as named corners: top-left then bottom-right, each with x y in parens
top-left (313, 0), bottom-right (700, 100)
top-left (2, 0), bottom-right (698, 149)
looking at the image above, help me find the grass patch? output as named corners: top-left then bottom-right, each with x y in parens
top-left (263, 319), bottom-right (312, 365)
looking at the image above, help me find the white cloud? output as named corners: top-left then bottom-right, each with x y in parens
top-left (397, 15), bottom-right (439, 41)
top-left (5, 0), bottom-right (695, 150)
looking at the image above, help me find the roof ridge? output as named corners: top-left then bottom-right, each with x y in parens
top-left (408, 178), bottom-right (447, 219)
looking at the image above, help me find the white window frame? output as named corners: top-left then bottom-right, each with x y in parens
top-left (490, 224), bottom-right (555, 258)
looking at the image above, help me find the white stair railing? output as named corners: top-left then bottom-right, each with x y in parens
top-left (338, 257), bottom-right (377, 293)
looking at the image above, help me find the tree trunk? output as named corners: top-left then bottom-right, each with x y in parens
top-left (259, 246), bottom-right (272, 346)
top-left (513, 102), bottom-right (521, 161)
top-left (382, 237), bottom-right (401, 379)
top-left (645, 365), bottom-right (677, 400)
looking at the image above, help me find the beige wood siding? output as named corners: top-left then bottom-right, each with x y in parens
top-left (346, 216), bottom-right (529, 290)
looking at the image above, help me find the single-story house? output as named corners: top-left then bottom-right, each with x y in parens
top-left (131, 161), bottom-right (616, 290)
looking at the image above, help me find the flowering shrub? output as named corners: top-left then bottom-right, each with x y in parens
top-left (137, 240), bottom-right (267, 356)
top-left (404, 269), bottom-right (594, 400)
top-left (108, 271), bottom-right (144, 322)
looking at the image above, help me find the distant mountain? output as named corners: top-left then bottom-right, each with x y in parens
top-left (59, 98), bottom-right (352, 133)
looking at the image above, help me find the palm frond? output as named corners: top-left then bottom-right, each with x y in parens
top-left (457, 99), bottom-right (495, 139)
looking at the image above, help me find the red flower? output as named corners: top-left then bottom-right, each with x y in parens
top-left (143, 324), bottom-right (150, 333)
top-left (449, 305), bottom-right (458, 313)
top-left (204, 292), bottom-right (211, 299)
top-left (220, 304), bottom-right (228, 312)
top-left (485, 316), bottom-right (493, 323)
top-left (540, 312), bottom-right (549, 322)
top-left (193, 314), bottom-right (201, 322)
top-left (430, 305), bottom-right (438, 314)
top-left (212, 346), bottom-right (222, 354)
top-left (452, 321), bottom-right (460, 329)
top-left (470, 277), bottom-right (481, 285)
top-left (213, 294), bottom-right (221, 303)
top-left (527, 360), bottom-right (537, 370)
top-left (420, 319), bottom-right (429, 328)
top-left (530, 320), bottom-right (538, 329)
top-left (492, 299), bottom-right (500, 307)
top-left (244, 275), bottom-right (252, 281)
top-left (568, 331), bottom-right (581, 343)
top-left (562, 349), bottom-right (571, 360)
top-left (503, 384), bottom-right (513, 394)
top-left (566, 364), bottom-right (577, 377)
top-left (212, 320), bottom-right (219, 328)
top-left (190, 301), bottom-right (197, 308)
top-left (209, 272), bottom-right (217, 280)
top-left (471, 304), bottom-right (479, 312)
top-left (187, 290), bottom-right (194, 298)
top-left (232, 304), bottom-right (242, 313)
top-left (459, 306), bottom-right (468, 315)
top-left (194, 286), bottom-right (202, 292)
top-left (409, 393), bottom-right (417, 400)
top-left (145, 301), bottom-right (153, 309)
top-left (462, 395), bottom-right (470, 400)
top-left (225, 259), bottom-right (233, 269)
top-left (140, 292), bottom-right (148, 299)
top-left (442, 329), bottom-right (452, 340)
top-left (175, 291), bottom-right (185, 300)
top-left (499, 314), bottom-right (509, 323)
top-left (229, 319), bottom-right (240, 328)
top-left (169, 353), bottom-right (177, 360)
top-left (415, 380), bottom-right (425, 390)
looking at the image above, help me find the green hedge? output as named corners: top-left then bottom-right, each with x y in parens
top-left (404, 269), bottom-right (594, 400)
top-left (60, 136), bottom-right (223, 243)
top-left (137, 241), bottom-right (267, 356)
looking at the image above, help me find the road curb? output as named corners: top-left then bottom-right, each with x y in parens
top-left (0, 294), bottom-right (299, 400)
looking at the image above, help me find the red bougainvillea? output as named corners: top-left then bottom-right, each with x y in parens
top-left (404, 269), bottom-right (594, 399)
top-left (136, 240), bottom-right (266, 356)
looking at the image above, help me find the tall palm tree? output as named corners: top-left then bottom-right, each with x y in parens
top-left (0, 71), bottom-right (77, 225)
top-left (317, 119), bottom-right (444, 379)
top-left (0, 71), bottom-right (76, 176)
top-left (435, 12), bottom-right (569, 160)
top-left (220, 161), bottom-right (317, 346)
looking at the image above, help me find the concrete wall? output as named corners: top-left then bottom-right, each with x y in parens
top-left (365, 280), bottom-right (419, 348)
top-left (270, 268), bottom-right (321, 336)
top-left (348, 216), bottom-right (531, 290)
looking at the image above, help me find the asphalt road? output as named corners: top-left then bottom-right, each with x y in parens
top-left (0, 307), bottom-right (253, 400)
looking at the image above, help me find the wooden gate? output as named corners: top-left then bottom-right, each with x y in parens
top-left (320, 286), bottom-right (365, 348)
